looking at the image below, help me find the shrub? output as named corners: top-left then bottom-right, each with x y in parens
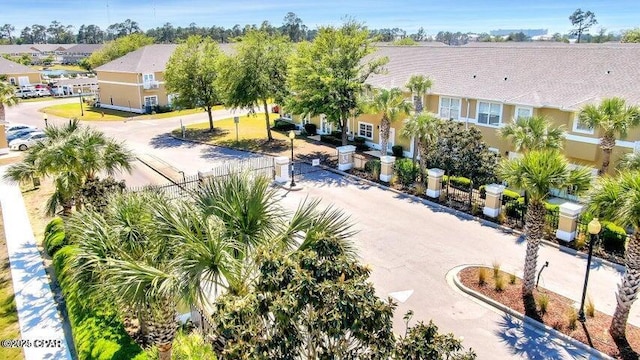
top-left (394, 158), bottom-right (419, 187)
top-left (354, 143), bottom-right (369, 152)
top-left (304, 123), bottom-right (317, 135)
top-left (478, 268), bottom-right (487, 285)
top-left (413, 182), bottom-right (426, 196)
top-left (537, 293), bottom-right (549, 315)
top-left (502, 189), bottom-right (521, 201)
top-left (330, 130), bottom-right (342, 138)
top-left (392, 145), bottom-right (403, 158)
top-left (353, 136), bottom-right (366, 145)
top-left (364, 159), bottom-right (381, 174)
top-left (567, 307), bottom-right (578, 330)
top-left (586, 296), bottom-right (595, 318)
top-left (272, 120), bottom-right (297, 131)
top-left (44, 218), bottom-right (66, 256)
top-left (492, 261), bottom-right (501, 279)
top-left (601, 221), bottom-right (627, 253)
top-left (448, 176), bottom-right (472, 189)
top-left (319, 135), bottom-right (343, 147)
top-left (494, 275), bottom-right (505, 291)
top-left (509, 273), bottom-right (517, 285)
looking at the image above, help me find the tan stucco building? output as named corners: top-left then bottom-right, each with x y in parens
top-left (0, 57), bottom-right (41, 86)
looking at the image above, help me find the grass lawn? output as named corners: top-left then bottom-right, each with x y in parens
top-left (174, 113), bottom-right (303, 153)
top-left (19, 96), bottom-right (57, 103)
top-left (40, 103), bottom-right (223, 121)
top-left (0, 208), bottom-right (24, 360)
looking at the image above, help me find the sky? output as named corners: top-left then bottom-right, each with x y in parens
top-left (3, 0), bottom-right (640, 35)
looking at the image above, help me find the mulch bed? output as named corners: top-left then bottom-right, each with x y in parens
top-left (459, 266), bottom-right (640, 359)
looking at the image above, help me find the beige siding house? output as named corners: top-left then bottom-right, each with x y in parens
top-left (0, 57), bottom-right (41, 86)
top-left (296, 43), bottom-right (640, 172)
top-left (95, 44), bottom-right (178, 113)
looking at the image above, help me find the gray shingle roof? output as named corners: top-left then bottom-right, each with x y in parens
top-left (95, 43), bottom-right (235, 73)
top-left (368, 43), bottom-right (640, 110)
top-left (63, 44), bottom-right (104, 54)
top-left (0, 57), bottom-right (39, 75)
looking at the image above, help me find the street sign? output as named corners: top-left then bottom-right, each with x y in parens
top-left (233, 116), bottom-right (240, 124)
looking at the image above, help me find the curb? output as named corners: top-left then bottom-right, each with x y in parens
top-left (168, 134), bottom-right (625, 272)
top-left (448, 265), bottom-right (615, 360)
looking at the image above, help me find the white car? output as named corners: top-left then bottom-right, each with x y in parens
top-left (34, 88), bottom-right (51, 97)
top-left (5, 124), bottom-right (37, 136)
top-left (9, 132), bottom-right (47, 151)
top-left (14, 88), bottom-right (37, 99)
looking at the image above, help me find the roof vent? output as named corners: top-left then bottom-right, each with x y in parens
top-left (606, 70), bottom-right (611, 74)
top-left (504, 77), bottom-right (508, 81)
top-left (473, 75), bottom-right (476, 79)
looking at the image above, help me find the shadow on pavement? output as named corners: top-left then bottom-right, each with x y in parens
top-left (149, 133), bottom-right (199, 149)
top-left (495, 313), bottom-right (583, 359)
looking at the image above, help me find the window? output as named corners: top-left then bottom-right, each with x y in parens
top-left (358, 122), bottom-right (373, 139)
top-left (142, 73), bottom-right (155, 83)
top-left (439, 97), bottom-right (461, 120)
top-left (572, 115), bottom-right (594, 134)
top-left (144, 96), bottom-right (158, 107)
top-left (515, 106), bottom-right (533, 119)
top-left (477, 101), bottom-right (502, 126)
top-left (488, 147), bottom-right (500, 155)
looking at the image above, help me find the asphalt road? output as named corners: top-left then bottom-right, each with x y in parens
top-left (7, 98), bottom-right (638, 359)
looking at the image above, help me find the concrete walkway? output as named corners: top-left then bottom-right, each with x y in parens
top-left (0, 167), bottom-right (72, 360)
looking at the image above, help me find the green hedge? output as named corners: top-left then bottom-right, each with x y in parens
top-left (364, 159), bottom-right (381, 174)
top-left (442, 175), bottom-right (472, 189)
top-left (53, 245), bottom-right (148, 360)
top-left (391, 145), bottom-right (403, 158)
top-left (44, 217), bottom-right (67, 256)
top-left (272, 120), bottom-right (297, 131)
top-left (503, 189), bottom-right (521, 201)
top-left (319, 135), bottom-right (343, 147)
top-left (393, 158), bottom-right (419, 186)
top-left (601, 221), bottom-right (627, 253)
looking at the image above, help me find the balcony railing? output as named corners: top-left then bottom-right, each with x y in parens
top-left (143, 81), bottom-right (159, 90)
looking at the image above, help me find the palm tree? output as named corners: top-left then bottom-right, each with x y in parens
top-left (579, 98), bottom-right (640, 175)
top-left (405, 75), bottom-right (433, 165)
top-left (587, 171), bottom-right (640, 340)
top-left (498, 115), bottom-right (565, 153)
top-left (363, 88), bottom-right (413, 156)
top-left (400, 112), bottom-right (441, 184)
top-left (498, 150), bottom-right (592, 299)
top-left (4, 119), bottom-right (133, 215)
top-left (0, 81), bottom-right (18, 122)
top-left (65, 191), bottom-right (237, 360)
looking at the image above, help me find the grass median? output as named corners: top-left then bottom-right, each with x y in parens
top-left (40, 103), bottom-right (223, 121)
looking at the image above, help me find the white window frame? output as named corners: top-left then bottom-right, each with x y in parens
top-left (142, 73), bottom-right (155, 83)
top-left (358, 121), bottom-right (374, 140)
top-left (488, 147), bottom-right (500, 155)
top-left (302, 115), bottom-right (310, 125)
top-left (439, 96), bottom-right (461, 120)
top-left (476, 100), bottom-right (503, 127)
top-left (144, 95), bottom-right (158, 107)
top-left (167, 93), bottom-right (177, 106)
top-left (514, 106), bottom-right (533, 120)
top-left (572, 114), bottom-right (594, 135)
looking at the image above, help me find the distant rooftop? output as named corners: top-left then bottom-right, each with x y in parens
top-left (490, 29), bottom-right (548, 37)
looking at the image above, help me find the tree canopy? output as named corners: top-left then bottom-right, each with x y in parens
top-left (287, 20), bottom-right (388, 145)
top-left (622, 28), bottom-right (640, 43)
top-left (165, 35), bottom-right (223, 132)
top-left (84, 33), bottom-right (154, 69)
top-left (218, 30), bottom-right (291, 141)
top-left (427, 121), bottom-right (499, 185)
top-left (569, 8), bottom-right (597, 43)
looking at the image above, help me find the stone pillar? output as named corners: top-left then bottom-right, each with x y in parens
top-left (0, 124), bottom-right (8, 155)
top-left (274, 156), bottom-right (290, 184)
top-left (556, 202), bottom-right (583, 242)
top-left (379, 156), bottom-right (395, 182)
top-left (482, 184), bottom-right (505, 218)
top-left (353, 153), bottom-right (367, 170)
top-left (426, 168), bottom-right (445, 198)
top-left (337, 145), bottom-right (356, 171)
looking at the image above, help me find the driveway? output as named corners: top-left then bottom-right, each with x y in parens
top-left (6, 98), bottom-right (637, 359)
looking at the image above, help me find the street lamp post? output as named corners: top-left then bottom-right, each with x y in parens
top-left (578, 218), bottom-right (601, 323)
top-left (77, 89), bottom-right (84, 116)
top-left (288, 130), bottom-right (296, 187)
top-left (43, 113), bottom-right (48, 127)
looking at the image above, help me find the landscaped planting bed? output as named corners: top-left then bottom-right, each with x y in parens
top-left (458, 266), bottom-right (640, 359)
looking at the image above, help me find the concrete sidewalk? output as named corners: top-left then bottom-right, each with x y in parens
top-left (0, 167), bottom-right (72, 360)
